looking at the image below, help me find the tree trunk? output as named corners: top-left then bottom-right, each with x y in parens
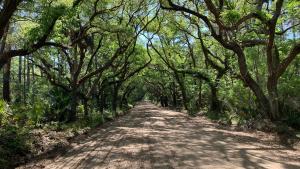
top-left (26, 57), bottom-right (30, 99)
top-left (99, 89), bottom-right (105, 114)
top-left (31, 57), bottom-right (35, 104)
top-left (112, 84), bottom-right (119, 117)
top-left (235, 47), bottom-right (271, 117)
top-left (68, 89), bottom-right (78, 122)
top-left (99, 89), bottom-right (105, 122)
top-left (160, 95), bottom-right (164, 107)
top-left (0, 23), bottom-right (10, 102)
top-left (94, 86), bottom-right (105, 121)
top-left (23, 57), bottom-right (26, 103)
top-left (267, 78), bottom-right (279, 120)
top-left (174, 72), bottom-right (189, 111)
top-left (17, 56), bottom-right (22, 103)
top-left (83, 98), bottom-right (89, 118)
top-left (172, 81), bottom-right (177, 107)
top-left (197, 80), bottom-right (202, 108)
top-left (3, 57), bottom-right (11, 102)
top-left (210, 85), bottom-right (220, 113)
top-left (120, 87), bottom-right (133, 109)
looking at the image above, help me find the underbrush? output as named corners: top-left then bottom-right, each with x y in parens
top-left (203, 102), bottom-right (300, 131)
top-left (0, 116), bottom-right (107, 168)
top-left (0, 125), bottom-right (31, 169)
top-left (281, 108), bottom-right (300, 130)
top-left (204, 106), bottom-right (300, 147)
top-left (204, 108), bottom-right (300, 147)
top-left (0, 99), bottom-right (128, 168)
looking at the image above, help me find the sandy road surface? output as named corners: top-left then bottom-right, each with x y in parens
top-left (19, 102), bottom-right (300, 169)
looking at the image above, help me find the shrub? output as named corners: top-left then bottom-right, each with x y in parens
top-left (26, 99), bottom-right (49, 126)
top-left (0, 100), bottom-right (12, 127)
top-left (0, 126), bottom-right (31, 169)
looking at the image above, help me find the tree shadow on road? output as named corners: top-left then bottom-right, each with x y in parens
top-left (19, 102), bottom-right (300, 169)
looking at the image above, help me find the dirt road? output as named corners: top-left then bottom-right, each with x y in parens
top-left (20, 102), bottom-right (300, 169)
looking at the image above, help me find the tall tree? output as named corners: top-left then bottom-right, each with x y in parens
top-left (0, 0), bottom-right (81, 69)
top-left (161, 0), bottom-right (300, 120)
top-left (1, 23), bottom-right (10, 102)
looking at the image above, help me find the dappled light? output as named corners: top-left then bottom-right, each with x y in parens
top-left (19, 102), bottom-right (300, 169)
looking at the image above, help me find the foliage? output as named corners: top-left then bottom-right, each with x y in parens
top-left (221, 10), bottom-right (241, 24)
top-left (0, 126), bottom-right (31, 169)
top-left (0, 100), bottom-right (12, 126)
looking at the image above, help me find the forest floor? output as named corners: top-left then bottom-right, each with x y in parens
top-left (19, 102), bottom-right (300, 169)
